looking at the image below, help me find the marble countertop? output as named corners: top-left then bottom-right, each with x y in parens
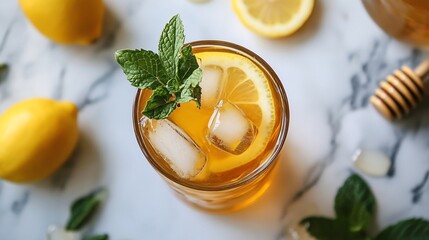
top-left (1, 0), bottom-right (429, 239)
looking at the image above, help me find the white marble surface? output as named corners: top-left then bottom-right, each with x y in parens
top-left (1, 0), bottom-right (429, 239)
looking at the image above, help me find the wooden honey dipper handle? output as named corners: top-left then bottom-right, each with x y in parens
top-left (414, 58), bottom-right (429, 81)
top-left (371, 58), bottom-right (428, 121)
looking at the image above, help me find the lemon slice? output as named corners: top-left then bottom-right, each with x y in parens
top-left (195, 51), bottom-right (276, 173)
top-left (232, 0), bottom-right (314, 38)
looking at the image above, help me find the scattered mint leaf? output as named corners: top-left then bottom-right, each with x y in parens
top-left (375, 218), bottom-right (429, 240)
top-left (0, 63), bottom-right (8, 81)
top-left (142, 87), bottom-right (177, 119)
top-left (115, 15), bottom-right (203, 119)
top-left (0, 63), bottom-right (7, 73)
top-left (83, 234), bottom-right (109, 240)
top-left (335, 174), bottom-right (376, 233)
top-left (178, 45), bottom-right (199, 81)
top-left (115, 49), bottom-right (168, 90)
top-left (66, 188), bottom-right (108, 231)
top-left (159, 14), bottom-right (184, 79)
top-left (300, 217), bottom-right (364, 240)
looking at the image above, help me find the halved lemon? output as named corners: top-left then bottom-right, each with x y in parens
top-left (232, 0), bottom-right (314, 38)
top-left (195, 51), bottom-right (276, 173)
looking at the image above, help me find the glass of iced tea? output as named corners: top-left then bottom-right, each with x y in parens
top-left (362, 0), bottom-right (429, 47)
top-left (133, 40), bottom-right (289, 213)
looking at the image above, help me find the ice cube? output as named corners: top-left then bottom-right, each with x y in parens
top-left (47, 226), bottom-right (80, 240)
top-left (207, 100), bottom-right (257, 155)
top-left (141, 118), bottom-right (207, 179)
top-left (200, 65), bottom-right (224, 108)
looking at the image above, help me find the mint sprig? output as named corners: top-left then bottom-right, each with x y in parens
top-left (115, 15), bottom-right (202, 119)
top-left (300, 174), bottom-right (429, 240)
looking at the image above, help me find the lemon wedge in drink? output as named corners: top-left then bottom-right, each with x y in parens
top-left (169, 51), bottom-right (278, 175)
top-left (196, 52), bottom-right (276, 173)
top-left (232, 0), bottom-right (314, 38)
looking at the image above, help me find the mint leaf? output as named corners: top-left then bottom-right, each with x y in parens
top-left (115, 49), bottom-right (168, 90)
top-left (143, 87), bottom-right (177, 119)
top-left (65, 188), bottom-right (107, 231)
top-left (0, 63), bottom-right (8, 81)
top-left (375, 218), bottom-right (429, 240)
top-left (177, 68), bottom-right (203, 107)
top-left (0, 63), bottom-right (7, 73)
top-left (335, 174), bottom-right (376, 233)
top-left (83, 234), bottom-right (109, 240)
top-left (178, 45), bottom-right (199, 81)
top-left (300, 217), bottom-right (364, 240)
top-left (166, 78), bottom-right (180, 93)
top-left (159, 14), bottom-right (184, 79)
top-left (115, 15), bottom-right (202, 119)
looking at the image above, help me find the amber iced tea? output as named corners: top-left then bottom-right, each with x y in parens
top-left (133, 41), bottom-right (289, 212)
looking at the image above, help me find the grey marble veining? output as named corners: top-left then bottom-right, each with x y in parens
top-left (1, 0), bottom-right (429, 239)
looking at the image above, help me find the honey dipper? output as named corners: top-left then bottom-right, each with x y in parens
top-left (370, 58), bottom-right (429, 120)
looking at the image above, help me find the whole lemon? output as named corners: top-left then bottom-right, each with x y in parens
top-left (19, 0), bottom-right (105, 45)
top-left (0, 98), bottom-right (79, 183)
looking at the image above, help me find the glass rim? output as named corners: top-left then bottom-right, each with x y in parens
top-left (132, 40), bottom-right (290, 191)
